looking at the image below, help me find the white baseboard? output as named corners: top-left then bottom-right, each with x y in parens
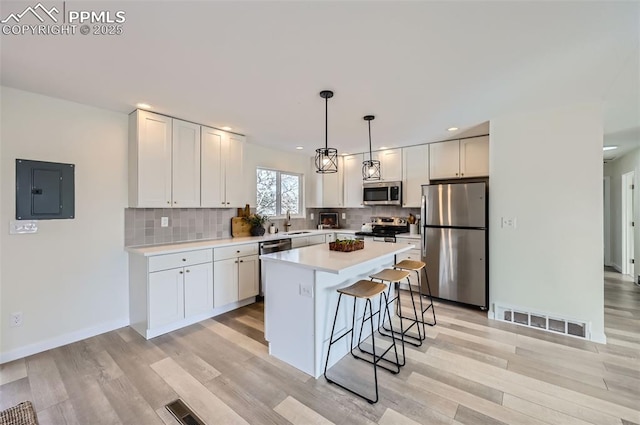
top-left (0, 318), bottom-right (129, 364)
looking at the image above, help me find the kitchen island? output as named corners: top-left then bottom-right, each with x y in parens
top-left (260, 241), bottom-right (413, 378)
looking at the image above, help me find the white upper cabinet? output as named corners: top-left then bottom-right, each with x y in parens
top-left (460, 136), bottom-right (489, 178)
top-left (343, 153), bottom-right (364, 208)
top-left (402, 144), bottom-right (429, 207)
top-left (201, 126), bottom-right (246, 208)
top-left (129, 110), bottom-right (172, 208)
top-left (172, 119), bottom-right (201, 207)
top-left (373, 148), bottom-right (402, 181)
top-left (429, 140), bottom-right (460, 180)
top-left (307, 156), bottom-right (344, 208)
top-left (429, 136), bottom-right (489, 179)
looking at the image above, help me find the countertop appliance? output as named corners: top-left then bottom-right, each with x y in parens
top-left (355, 216), bottom-right (408, 242)
top-left (421, 181), bottom-right (488, 309)
top-left (363, 181), bottom-right (402, 206)
top-left (259, 238), bottom-right (292, 297)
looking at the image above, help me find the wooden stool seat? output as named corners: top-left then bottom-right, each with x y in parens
top-left (338, 280), bottom-right (387, 299)
top-left (369, 269), bottom-right (410, 283)
top-left (393, 259), bottom-right (425, 272)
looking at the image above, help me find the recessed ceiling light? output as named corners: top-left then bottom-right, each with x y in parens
top-left (136, 103), bottom-right (151, 109)
top-left (603, 146), bottom-right (618, 151)
top-left (448, 127), bottom-right (458, 132)
top-left (221, 126), bottom-right (232, 131)
top-left (296, 146), bottom-right (304, 150)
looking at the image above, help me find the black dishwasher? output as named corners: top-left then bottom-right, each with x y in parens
top-left (258, 238), bottom-right (292, 297)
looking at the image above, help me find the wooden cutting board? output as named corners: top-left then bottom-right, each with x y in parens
top-left (231, 217), bottom-right (252, 237)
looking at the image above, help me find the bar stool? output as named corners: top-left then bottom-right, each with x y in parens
top-left (393, 260), bottom-right (436, 333)
top-left (324, 279), bottom-right (401, 404)
top-left (369, 268), bottom-right (422, 367)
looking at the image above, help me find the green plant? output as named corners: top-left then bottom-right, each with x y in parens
top-left (243, 213), bottom-right (269, 228)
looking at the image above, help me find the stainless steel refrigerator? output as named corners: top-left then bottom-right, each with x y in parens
top-left (421, 181), bottom-right (488, 309)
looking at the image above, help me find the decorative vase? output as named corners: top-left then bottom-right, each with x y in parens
top-left (251, 225), bottom-right (266, 236)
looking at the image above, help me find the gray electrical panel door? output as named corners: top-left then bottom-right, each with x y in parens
top-left (16, 159), bottom-right (75, 220)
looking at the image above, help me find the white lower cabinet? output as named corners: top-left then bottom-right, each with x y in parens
top-left (395, 237), bottom-right (422, 288)
top-left (213, 243), bottom-right (259, 308)
top-left (291, 234), bottom-right (326, 248)
top-left (129, 248), bottom-right (214, 338)
top-left (148, 262), bottom-right (213, 328)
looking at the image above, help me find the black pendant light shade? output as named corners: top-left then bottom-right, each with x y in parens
top-left (315, 90), bottom-right (338, 174)
top-left (362, 115), bottom-right (381, 180)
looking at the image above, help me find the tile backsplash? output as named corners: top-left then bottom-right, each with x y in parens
top-left (125, 206), bottom-right (421, 247)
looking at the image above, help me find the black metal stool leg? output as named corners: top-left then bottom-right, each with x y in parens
top-left (421, 267), bottom-right (436, 326)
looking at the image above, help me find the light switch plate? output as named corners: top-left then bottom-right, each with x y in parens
top-left (161, 217), bottom-right (169, 227)
top-left (10, 220), bottom-right (38, 234)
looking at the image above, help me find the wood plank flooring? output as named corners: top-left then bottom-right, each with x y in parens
top-left (1, 269), bottom-right (639, 425)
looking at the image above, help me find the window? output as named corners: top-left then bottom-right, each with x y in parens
top-left (256, 168), bottom-right (302, 217)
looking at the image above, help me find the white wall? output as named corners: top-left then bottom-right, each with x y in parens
top-left (0, 87), bottom-right (129, 362)
top-left (489, 103), bottom-right (605, 342)
top-left (604, 147), bottom-right (640, 277)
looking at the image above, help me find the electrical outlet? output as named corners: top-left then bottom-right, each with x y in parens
top-left (501, 217), bottom-right (516, 229)
top-left (299, 283), bottom-right (313, 298)
top-left (341, 212), bottom-right (346, 220)
top-left (161, 217), bottom-right (169, 227)
top-left (10, 312), bottom-right (23, 327)
top-left (310, 213), bottom-right (314, 220)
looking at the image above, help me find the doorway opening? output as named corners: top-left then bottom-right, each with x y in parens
top-left (621, 171), bottom-right (635, 277)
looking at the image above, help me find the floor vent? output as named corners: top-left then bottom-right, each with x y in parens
top-left (496, 305), bottom-right (589, 339)
top-left (166, 399), bottom-right (205, 425)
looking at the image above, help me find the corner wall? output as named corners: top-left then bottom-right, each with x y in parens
top-left (604, 147), bottom-right (640, 277)
top-left (0, 87), bottom-right (129, 362)
top-left (489, 103), bottom-right (605, 342)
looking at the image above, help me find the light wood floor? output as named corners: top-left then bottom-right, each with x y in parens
top-left (1, 270), bottom-right (639, 425)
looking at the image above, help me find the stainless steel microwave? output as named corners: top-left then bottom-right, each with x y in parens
top-left (363, 181), bottom-right (402, 206)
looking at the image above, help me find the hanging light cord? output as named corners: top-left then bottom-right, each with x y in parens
top-left (368, 119), bottom-right (373, 161)
top-left (324, 94), bottom-right (329, 153)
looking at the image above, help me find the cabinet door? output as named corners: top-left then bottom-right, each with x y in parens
top-left (402, 145), bottom-right (429, 207)
top-left (214, 258), bottom-right (239, 307)
top-left (374, 149), bottom-right (402, 181)
top-left (429, 140), bottom-right (460, 179)
top-left (149, 268), bottom-right (184, 328)
top-left (224, 134), bottom-right (245, 207)
top-left (291, 237), bottom-right (310, 248)
top-left (343, 154), bottom-right (363, 208)
top-left (131, 110), bottom-right (172, 207)
top-left (238, 254), bottom-right (259, 300)
top-left (172, 119), bottom-right (201, 207)
top-left (306, 157), bottom-right (323, 208)
top-left (322, 157), bottom-right (343, 207)
top-left (460, 136), bottom-right (489, 178)
top-left (201, 126), bottom-right (225, 207)
top-left (184, 262), bottom-right (213, 317)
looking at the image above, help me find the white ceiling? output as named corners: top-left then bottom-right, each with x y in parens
top-left (1, 1), bottom-right (638, 160)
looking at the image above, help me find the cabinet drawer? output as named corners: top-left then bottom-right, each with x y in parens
top-left (214, 243), bottom-right (259, 261)
top-left (396, 249), bottom-right (421, 263)
top-left (309, 234), bottom-right (326, 245)
top-left (148, 249), bottom-right (213, 272)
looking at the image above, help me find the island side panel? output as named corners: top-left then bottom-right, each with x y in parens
top-left (314, 254), bottom-right (395, 378)
top-left (264, 261), bottom-right (316, 376)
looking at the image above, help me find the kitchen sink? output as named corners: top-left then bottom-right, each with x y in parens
top-left (285, 231), bottom-right (312, 235)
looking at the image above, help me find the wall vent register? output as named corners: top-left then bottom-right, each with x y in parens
top-left (495, 304), bottom-right (588, 339)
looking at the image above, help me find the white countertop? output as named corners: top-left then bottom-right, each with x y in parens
top-left (259, 240), bottom-right (414, 274)
top-left (126, 229), bottom-right (352, 256)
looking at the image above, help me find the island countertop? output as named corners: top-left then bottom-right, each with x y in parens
top-left (259, 240), bottom-right (414, 274)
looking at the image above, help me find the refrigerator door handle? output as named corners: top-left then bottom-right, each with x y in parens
top-left (421, 194), bottom-right (427, 257)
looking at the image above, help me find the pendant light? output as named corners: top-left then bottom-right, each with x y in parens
top-left (315, 90), bottom-right (338, 174)
top-left (362, 115), bottom-right (381, 180)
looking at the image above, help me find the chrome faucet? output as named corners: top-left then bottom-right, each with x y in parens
top-left (284, 210), bottom-right (292, 232)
